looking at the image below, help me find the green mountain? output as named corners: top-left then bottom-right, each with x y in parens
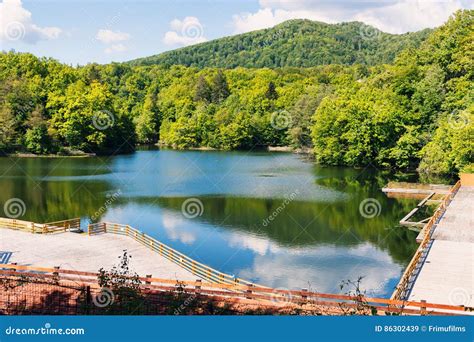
top-left (130, 19), bottom-right (431, 68)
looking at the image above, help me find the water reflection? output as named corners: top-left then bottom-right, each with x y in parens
top-left (0, 150), bottom-right (423, 297)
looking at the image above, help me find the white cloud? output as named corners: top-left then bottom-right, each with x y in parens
top-left (353, 0), bottom-right (468, 33)
top-left (0, 0), bottom-right (61, 43)
top-left (96, 29), bottom-right (130, 44)
top-left (232, 0), bottom-right (473, 34)
top-left (104, 43), bottom-right (127, 54)
top-left (162, 213), bottom-right (197, 245)
top-left (237, 243), bottom-right (402, 294)
top-left (228, 233), bottom-right (282, 255)
top-left (95, 29), bottom-right (130, 54)
top-left (232, 8), bottom-right (333, 34)
top-left (163, 16), bottom-right (207, 46)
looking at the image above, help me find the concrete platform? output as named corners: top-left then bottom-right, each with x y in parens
top-left (0, 229), bottom-right (200, 281)
top-left (408, 186), bottom-right (474, 307)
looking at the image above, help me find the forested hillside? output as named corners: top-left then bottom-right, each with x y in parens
top-left (131, 19), bottom-right (431, 68)
top-left (0, 10), bottom-right (472, 175)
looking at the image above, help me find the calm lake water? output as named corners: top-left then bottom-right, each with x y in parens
top-left (0, 149), bottom-right (420, 297)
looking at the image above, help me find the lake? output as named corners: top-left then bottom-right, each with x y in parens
top-left (0, 149), bottom-right (420, 297)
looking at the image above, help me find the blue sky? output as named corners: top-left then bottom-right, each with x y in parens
top-left (1, 0), bottom-right (472, 65)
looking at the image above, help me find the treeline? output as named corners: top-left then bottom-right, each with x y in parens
top-left (131, 19), bottom-right (431, 68)
top-left (0, 10), bottom-right (472, 175)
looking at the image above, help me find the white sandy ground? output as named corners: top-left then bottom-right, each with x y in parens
top-left (0, 229), bottom-right (201, 281)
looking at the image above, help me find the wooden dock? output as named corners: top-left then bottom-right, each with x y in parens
top-left (382, 182), bottom-right (451, 199)
top-left (393, 182), bottom-right (474, 310)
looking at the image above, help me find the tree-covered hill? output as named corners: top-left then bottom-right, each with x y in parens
top-left (0, 11), bottom-right (471, 176)
top-left (130, 20), bottom-right (431, 68)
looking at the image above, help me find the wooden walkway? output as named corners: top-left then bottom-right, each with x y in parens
top-left (407, 185), bottom-right (474, 308)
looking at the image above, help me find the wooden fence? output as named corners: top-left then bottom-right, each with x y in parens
top-left (88, 222), bottom-right (255, 287)
top-left (0, 264), bottom-right (471, 316)
top-left (391, 180), bottom-right (462, 301)
top-left (0, 217), bottom-right (80, 234)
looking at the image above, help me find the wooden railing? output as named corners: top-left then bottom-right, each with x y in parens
top-left (88, 222), bottom-right (255, 287)
top-left (0, 217), bottom-right (80, 234)
top-left (391, 180), bottom-right (462, 301)
top-left (0, 264), bottom-right (471, 315)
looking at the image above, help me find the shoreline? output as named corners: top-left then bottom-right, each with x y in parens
top-left (4, 152), bottom-right (96, 158)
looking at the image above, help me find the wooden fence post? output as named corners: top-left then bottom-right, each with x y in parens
top-left (420, 300), bottom-right (427, 315)
top-left (246, 284), bottom-right (254, 300)
top-left (53, 266), bottom-right (60, 283)
top-left (85, 285), bottom-right (91, 314)
top-left (195, 279), bottom-right (202, 294)
top-left (301, 288), bottom-right (308, 304)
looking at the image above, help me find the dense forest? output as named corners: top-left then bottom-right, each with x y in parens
top-left (0, 11), bottom-right (472, 176)
top-left (131, 20), bottom-right (431, 68)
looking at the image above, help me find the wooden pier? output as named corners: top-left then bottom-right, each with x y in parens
top-left (382, 182), bottom-right (451, 199)
top-left (392, 180), bottom-right (474, 310)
